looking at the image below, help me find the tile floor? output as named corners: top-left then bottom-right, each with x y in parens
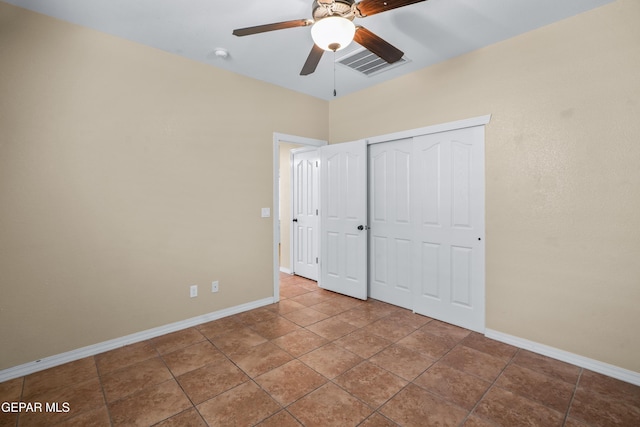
top-left (1, 273), bottom-right (639, 426)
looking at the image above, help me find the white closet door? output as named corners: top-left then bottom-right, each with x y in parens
top-left (412, 126), bottom-right (485, 332)
top-left (319, 140), bottom-right (368, 300)
top-left (369, 138), bottom-right (414, 309)
top-left (292, 149), bottom-right (319, 280)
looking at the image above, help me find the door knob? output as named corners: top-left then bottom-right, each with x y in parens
top-left (292, 218), bottom-right (298, 222)
top-left (357, 225), bottom-right (369, 231)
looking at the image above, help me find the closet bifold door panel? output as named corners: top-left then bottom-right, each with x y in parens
top-left (367, 126), bottom-right (485, 332)
top-left (368, 138), bottom-right (414, 310)
top-left (411, 126), bottom-right (485, 333)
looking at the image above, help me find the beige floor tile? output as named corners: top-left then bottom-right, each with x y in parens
top-left (282, 307), bottom-right (331, 327)
top-left (154, 408), bottom-right (208, 427)
top-left (162, 340), bottom-right (227, 377)
top-left (414, 362), bottom-right (491, 410)
top-left (289, 290), bottom-right (336, 307)
top-left (256, 410), bottom-right (303, 426)
top-left (299, 343), bottom-right (363, 379)
top-left (228, 342), bottom-right (293, 377)
top-left (19, 377), bottom-right (104, 426)
top-left (197, 381), bottom-right (280, 426)
top-left (396, 329), bottom-right (454, 359)
top-left (108, 379), bottom-right (191, 426)
top-left (334, 329), bottom-right (393, 359)
top-left (306, 317), bottom-right (358, 340)
top-left (234, 307), bottom-right (279, 325)
top-left (359, 412), bottom-right (401, 426)
top-left (440, 345), bottom-right (509, 382)
top-left (569, 385), bottom-right (640, 426)
top-left (473, 386), bottom-right (564, 427)
top-left (209, 326), bottom-right (268, 355)
top-left (266, 299), bottom-right (307, 314)
top-left (254, 360), bottom-right (327, 405)
top-left (101, 356), bottom-right (172, 403)
top-left (95, 341), bottom-right (158, 375)
top-left (495, 363), bottom-right (574, 413)
top-left (177, 360), bottom-right (249, 404)
top-left (22, 357), bottom-right (98, 399)
top-left (0, 377), bottom-right (23, 402)
top-left (334, 361), bottom-right (408, 408)
top-left (149, 327), bottom-right (205, 355)
top-left (380, 383), bottom-right (468, 427)
top-left (272, 329), bottom-right (328, 357)
top-left (287, 383), bottom-right (373, 427)
top-left (577, 369), bottom-right (640, 407)
top-left (54, 405), bottom-right (111, 427)
top-left (461, 332), bottom-right (518, 361)
top-left (369, 344), bottom-right (435, 381)
top-left (512, 350), bottom-right (581, 385)
top-left (249, 316), bottom-right (301, 339)
top-left (419, 320), bottom-right (471, 347)
top-left (196, 316), bottom-right (245, 339)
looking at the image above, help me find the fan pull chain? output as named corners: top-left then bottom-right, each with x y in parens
top-left (333, 51), bottom-right (337, 97)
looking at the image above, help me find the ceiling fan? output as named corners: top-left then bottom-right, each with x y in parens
top-left (232, 0), bottom-right (427, 75)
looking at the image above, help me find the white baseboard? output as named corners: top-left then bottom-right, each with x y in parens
top-left (279, 267), bottom-right (292, 274)
top-left (485, 329), bottom-right (640, 387)
top-left (0, 297), bottom-right (274, 383)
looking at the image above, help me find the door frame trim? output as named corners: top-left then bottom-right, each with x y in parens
top-left (273, 133), bottom-right (327, 302)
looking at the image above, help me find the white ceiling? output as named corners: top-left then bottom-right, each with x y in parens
top-left (6, 0), bottom-right (615, 100)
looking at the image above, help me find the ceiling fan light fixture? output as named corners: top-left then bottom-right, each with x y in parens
top-left (311, 16), bottom-right (356, 52)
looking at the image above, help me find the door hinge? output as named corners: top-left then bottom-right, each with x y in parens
top-left (316, 257), bottom-right (318, 264)
top-left (316, 161), bottom-right (319, 167)
top-left (316, 209), bottom-right (318, 215)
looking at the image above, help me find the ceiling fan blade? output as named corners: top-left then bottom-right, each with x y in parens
top-left (356, 0), bottom-right (427, 17)
top-left (232, 19), bottom-right (311, 36)
top-left (353, 26), bottom-right (404, 64)
top-left (300, 44), bottom-right (324, 76)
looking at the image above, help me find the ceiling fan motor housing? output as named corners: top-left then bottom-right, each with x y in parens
top-left (312, 0), bottom-right (357, 21)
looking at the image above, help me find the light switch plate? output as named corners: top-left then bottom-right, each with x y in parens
top-left (261, 207), bottom-right (270, 218)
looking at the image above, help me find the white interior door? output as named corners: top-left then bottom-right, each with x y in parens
top-left (412, 126), bottom-right (485, 332)
top-left (319, 140), bottom-right (368, 300)
top-left (292, 149), bottom-right (319, 280)
top-left (369, 138), bottom-right (414, 309)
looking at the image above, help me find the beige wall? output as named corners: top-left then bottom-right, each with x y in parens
top-left (329, 0), bottom-right (640, 372)
top-left (0, 3), bottom-right (328, 370)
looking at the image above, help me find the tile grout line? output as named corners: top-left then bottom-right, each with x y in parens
top-left (562, 368), bottom-right (584, 427)
top-left (93, 355), bottom-right (115, 427)
top-left (15, 376), bottom-right (25, 427)
top-left (153, 342), bottom-right (206, 427)
top-left (456, 346), bottom-right (521, 426)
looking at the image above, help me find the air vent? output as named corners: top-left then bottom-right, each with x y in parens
top-left (337, 48), bottom-right (409, 76)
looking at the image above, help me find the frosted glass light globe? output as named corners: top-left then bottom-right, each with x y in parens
top-left (311, 16), bottom-right (356, 52)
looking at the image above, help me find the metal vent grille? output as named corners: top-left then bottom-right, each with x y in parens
top-left (337, 49), bottom-right (409, 76)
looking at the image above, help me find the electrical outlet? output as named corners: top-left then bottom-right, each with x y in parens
top-left (190, 285), bottom-right (198, 298)
top-left (212, 281), bottom-right (219, 293)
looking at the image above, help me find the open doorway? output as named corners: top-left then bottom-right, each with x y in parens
top-left (272, 133), bottom-right (327, 302)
